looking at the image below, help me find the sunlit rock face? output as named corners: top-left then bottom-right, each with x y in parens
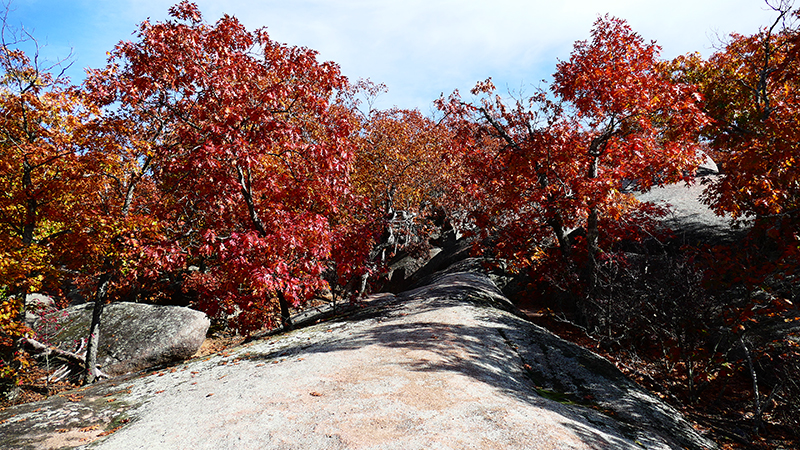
top-left (3, 272), bottom-right (715, 450)
top-left (32, 302), bottom-right (209, 377)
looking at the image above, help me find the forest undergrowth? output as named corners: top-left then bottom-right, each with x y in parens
top-left (515, 237), bottom-right (799, 450)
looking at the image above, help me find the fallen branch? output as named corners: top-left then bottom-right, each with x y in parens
top-left (18, 336), bottom-right (86, 367)
top-left (47, 365), bottom-right (72, 383)
top-left (18, 336), bottom-right (109, 382)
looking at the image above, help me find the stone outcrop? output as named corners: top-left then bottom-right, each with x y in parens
top-left (3, 272), bottom-right (715, 450)
top-left (635, 174), bottom-right (747, 246)
top-left (31, 302), bottom-right (210, 377)
top-left (24, 293), bottom-right (57, 328)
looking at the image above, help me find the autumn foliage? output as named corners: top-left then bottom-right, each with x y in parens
top-left (664, 5), bottom-right (800, 437)
top-left (438, 16), bottom-right (707, 293)
top-left (687, 7), bottom-right (800, 278)
top-left (85, 1), bottom-right (361, 333)
top-left (0, 16), bottom-right (91, 385)
top-left (0, 1), bottom-right (799, 445)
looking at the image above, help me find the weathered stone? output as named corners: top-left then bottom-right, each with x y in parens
top-left (696, 150), bottom-right (719, 176)
top-left (635, 174), bottom-right (749, 246)
top-left (31, 302), bottom-right (209, 376)
top-left (3, 272), bottom-right (716, 450)
top-left (25, 293), bottom-right (55, 309)
top-left (391, 237), bottom-right (473, 292)
top-left (24, 293), bottom-right (57, 328)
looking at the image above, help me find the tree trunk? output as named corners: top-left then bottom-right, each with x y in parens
top-left (277, 291), bottom-right (293, 332)
top-left (10, 286), bottom-right (28, 330)
top-left (21, 161), bottom-right (37, 246)
top-left (586, 205), bottom-right (599, 294)
top-left (585, 153), bottom-right (601, 296)
top-left (740, 336), bottom-right (765, 435)
top-left (548, 214), bottom-right (571, 258)
top-left (84, 273), bottom-right (111, 384)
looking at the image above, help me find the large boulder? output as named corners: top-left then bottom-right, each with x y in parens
top-left (24, 293), bottom-right (57, 328)
top-left (696, 150), bottom-right (719, 176)
top-left (635, 174), bottom-right (748, 246)
top-left (31, 302), bottom-right (209, 377)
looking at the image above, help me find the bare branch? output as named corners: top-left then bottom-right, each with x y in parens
top-left (17, 336), bottom-right (85, 368)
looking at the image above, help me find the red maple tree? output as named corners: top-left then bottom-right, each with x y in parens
top-left (438, 15), bottom-right (708, 296)
top-left (88, 1), bottom-right (357, 333)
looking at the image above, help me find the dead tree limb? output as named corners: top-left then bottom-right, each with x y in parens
top-left (17, 336), bottom-right (85, 367)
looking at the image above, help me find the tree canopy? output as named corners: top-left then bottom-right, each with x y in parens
top-left (2, 3), bottom-right (800, 442)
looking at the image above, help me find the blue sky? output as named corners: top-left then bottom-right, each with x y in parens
top-left (5, 0), bottom-right (785, 111)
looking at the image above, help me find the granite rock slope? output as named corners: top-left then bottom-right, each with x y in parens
top-left (1, 273), bottom-right (715, 450)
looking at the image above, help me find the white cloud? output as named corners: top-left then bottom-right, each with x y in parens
top-left (11, 0), bottom-right (788, 110)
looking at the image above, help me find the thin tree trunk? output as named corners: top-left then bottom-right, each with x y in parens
top-left (740, 336), bottom-right (764, 435)
top-left (21, 161), bottom-right (37, 246)
top-left (586, 205), bottom-right (599, 293)
top-left (549, 214), bottom-right (571, 258)
top-left (585, 152), bottom-right (601, 295)
top-left (11, 286), bottom-right (27, 331)
top-left (277, 291), bottom-right (293, 332)
top-left (236, 165), bottom-right (268, 237)
top-left (84, 273), bottom-right (111, 384)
